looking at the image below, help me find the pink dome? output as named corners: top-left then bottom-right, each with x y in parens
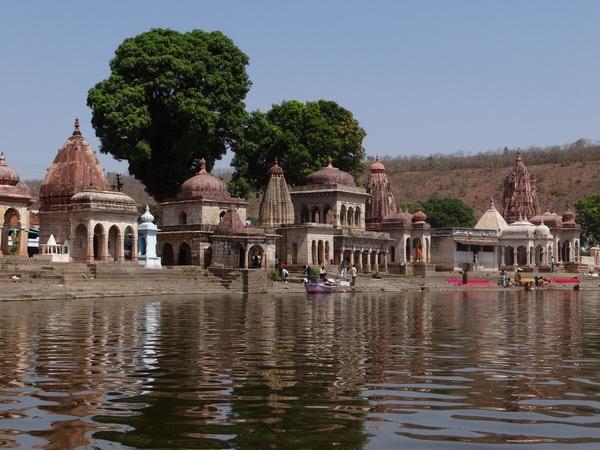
top-left (412, 210), bottom-right (427, 223)
top-left (177, 158), bottom-right (228, 200)
top-left (369, 156), bottom-right (385, 173)
top-left (306, 156), bottom-right (355, 186)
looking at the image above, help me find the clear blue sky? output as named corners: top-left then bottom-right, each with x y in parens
top-left (1, 0), bottom-right (600, 179)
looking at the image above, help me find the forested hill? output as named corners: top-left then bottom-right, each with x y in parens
top-left (377, 140), bottom-right (600, 217)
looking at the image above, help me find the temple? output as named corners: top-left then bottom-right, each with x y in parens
top-left (38, 119), bottom-right (139, 263)
top-left (431, 154), bottom-right (581, 271)
top-left (0, 152), bottom-right (33, 256)
top-left (258, 158), bottom-right (294, 227)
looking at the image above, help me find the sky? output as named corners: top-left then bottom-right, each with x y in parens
top-left (1, 0), bottom-right (600, 180)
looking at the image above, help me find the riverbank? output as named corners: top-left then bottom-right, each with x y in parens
top-left (0, 259), bottom-right (597, 302)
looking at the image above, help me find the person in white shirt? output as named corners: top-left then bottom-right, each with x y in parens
top-left (350, 264), bottom-right (358, 287)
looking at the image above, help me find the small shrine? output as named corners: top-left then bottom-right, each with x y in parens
top-left (137, 205), bottom-right (161, 269)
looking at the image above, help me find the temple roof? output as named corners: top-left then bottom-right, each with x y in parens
top-left (0, 152), bottom-right (32, 200)
top-left (177, 158), bottom-right (229, 200)
top-left (365, 156), bottom-right (397, 230)
top-left (214, 206), bottom-right (264, 236)
top-left (306, 156), bottom-right (355, 186)
top-left (259, 159), bottom-right (294, 227)
top-left (501, 151), bottom-right (540, 224)
top-left (39, 119), bottom-right (110, 209)
top-left (475, 198), bottom-right (507, 233)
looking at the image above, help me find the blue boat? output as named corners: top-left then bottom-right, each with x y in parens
top-left (304, 282), bottom-right (337, 294)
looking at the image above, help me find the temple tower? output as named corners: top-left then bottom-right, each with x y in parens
top-left (259, 158), bottom-right (294, 227)
top-left (365, 156), bottom-right (397, 230)
top-left (501, 152), bottom-right (540, 224)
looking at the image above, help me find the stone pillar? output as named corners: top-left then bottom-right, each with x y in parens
top-left (375, 251), bottom-right (380, 272)
top-left (18, 228), bottom-right (28, 257)
top-left (350, 247), bottom-right (355, 265)
top-left (367, 249), bottom-right (372, 272)
top-left (117, 234), bottom-right (124, 262)
top-left (384, 251), bottom-right (388, 272)
top-left (86, 234), bottom-right (94, 264)
top-left (339, 247), bottom-right (344, 265)
top-left (244, 247), bottom-right (249, 269)
top-left (102, 231), bottom-right (109, 261)
top-left (131, 232), bottom-right (138, 262)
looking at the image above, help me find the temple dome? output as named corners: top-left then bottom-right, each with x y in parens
top-left (562, 208), bottom-right (576, 224)
top-left (40, 119), bottom-right (110, 209)
top-left (380, 210), bottom-right (413, 228)
top-left (475, 199), bottom-right (507, 233)
top-left (306, 156), bottom-right (355, 186)
top-left (412, 210), bottom-right (427, 223)
top-left (141, 205), bottom-right (155, 223)
top-left (501, 216), bottom-right (536, 238)
top-left (369, 156), bottom-right (386, 173)
top-left (0, 152), bottom-right (31, 199)
top-left (177, 158), bottom-right (228, 200)
top-left (530, 210), bottom-right (562, 228)
top-left (534, 221), bottom-right (551, 239)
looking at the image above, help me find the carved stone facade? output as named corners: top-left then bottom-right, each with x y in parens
top-left (365, 156), bottom-right (396, 230)
top-left (501, 152), bottom-right (541, 223)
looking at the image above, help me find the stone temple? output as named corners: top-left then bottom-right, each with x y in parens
top-left (38, 120), bottom-right (139, 263)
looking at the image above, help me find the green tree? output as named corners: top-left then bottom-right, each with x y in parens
top-left (412, 195), bottom-right (476, 228)
top-left (87, 28), bottom-right (251, 200)
top-left (575, 194), bottom-right (600, 247)
top-left (229, 100), bottom-right (366, 197)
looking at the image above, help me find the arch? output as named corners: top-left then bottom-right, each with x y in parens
top-left (301, 206), bottom-right (309, 224)
top-left (311, 207), bottom-right (320, 223)
top-left (405, 238), bottom-right (412, 262)
top-left (413, 237), bottom-right (422, 262)
top-left (311, 240), bottom-right (317, 265)
top-left (124, 226), bottom-right (134, 260)
top-left (178, 242), bottom-right (192, 266)
top-left (347, 207), bottom-right (354, 226)
top-left (340, 205), bottom-right (346, 225)
top-left (323, 206), bottom-right (333, 224)
top-left (517, 246), bottom-right (527, 267)
top-left (178, 211), bottom-right (188, 226)
top-left (325, 240), bottom-right (331, 263)
top-left (93, 223), bottom-right (105, 261)
top-left (2, 208), bottom-right (20, 255)
top-left (318, 240), bottom-right (324, 265)
top-left (162, 243), bottom-right (174, 266)
top-left (248, 244), bottom-right (264, 269)
top-left (354, 207), bottom-right (361, 227)
top-left (535, 245), bottom-right (544, 267)
top-left (73, 223), bottom-right (88, 262)
top-left (564, 241), bottom-right (572, 263)
top-left (203, 246), bottom-right (212, 269)
top-left (389, 245), bottom-right (396, 263)
top-left (219, 210), bottom-right (226, 222)
top-left (505, 246), bottom-right (515, 266)
top-left (108, 225), bottom-right (120, 261)
top-left (292, 242), bottom-right (298, 265)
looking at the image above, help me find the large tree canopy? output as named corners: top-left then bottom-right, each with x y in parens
top-left (229, 100), bottom-right (366, 197)
top-left (405, 195), bottom-right (476, 229)
top-left (575, 194), bottom-right (600, 248)
top-left (87, 28), bottom-right (251, 200)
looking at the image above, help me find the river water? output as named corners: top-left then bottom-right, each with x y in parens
top-left (0, 290), bottom-right (599, 449)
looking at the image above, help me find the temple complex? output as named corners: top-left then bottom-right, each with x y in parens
top-left (432, 154), bottom-right (581, 271)
top-left (0, 152), bottom-right (33, 256)
top-left (38, 120), bottom-right (139, 263)
top-left (157, 158), bottom-right (275, 268)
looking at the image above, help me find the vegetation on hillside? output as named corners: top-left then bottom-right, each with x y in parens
top-left (404, 195), bottom-right (476, 228)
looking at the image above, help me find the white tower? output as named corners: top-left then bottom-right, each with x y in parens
top-left (138, 205), bottom-right (161, 268)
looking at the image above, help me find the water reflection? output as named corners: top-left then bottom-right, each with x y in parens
top-left (0, 290), bottom-right (599, 449)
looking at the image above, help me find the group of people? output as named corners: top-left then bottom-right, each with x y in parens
top-left (498, 269), bottom-right (552, 289)
top-left (300, 258), bottom-right (358, 286)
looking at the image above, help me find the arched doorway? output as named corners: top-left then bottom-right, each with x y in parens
top-left (93, 224), bottom-right (105, 260)
top-left (405, 238), bottom-right (412, 262)
top-left (248, 244), bottom-right (264, 268)
top-left (178, 242), bottom-right (192, 265)
top-left (325, 241), bottom-right (330, 263)
top-left (74, 223), bottom-right (87, 262)
top-left (301, 206), bottom-right (309, 224)
top-left (108, 225), bottom-right (120, 261)
top-left (517, 246), bottom-right (527, 267)
top-left (340, 205), bottom-right (346, 225)
top-left (2, 208), bottom-right (20, 255)
top-left (347, 207), bottom-right (354, 226)
top-left (389, 245), bottom-right (395, 263)
top-left (311, 207), bottom-right (320, 223)
top-left (203, 246), bottom-right (212, 268)
top-left (505, 246), bottom-right (514, 266)
top-left (179, 211), bottom-right (188, 225)
top-left (219, 211), bottom-right (226, 222)
top-left (564, 241), bottom-right (572, 262)
top-left (535, 245), bottom-right (544, 266)
top-left (162, 243), bottom-right (174, 266)
top-left (124, 226), bottom-right (134, 260)
top-left (317, 240), bottom-right (324, 265)
top-left (323, 206), bottom-right (332, 224)
top-left (354, 207), bottom-right (361, 227)
top-left (413, 238), bottom-right (422, 262)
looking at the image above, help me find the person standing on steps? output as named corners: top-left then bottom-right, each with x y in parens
top-left (350, 264), bottom-right (358, 287)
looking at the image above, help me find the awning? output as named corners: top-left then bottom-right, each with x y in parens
top-left (455, 239), bottom-right (501, 247)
